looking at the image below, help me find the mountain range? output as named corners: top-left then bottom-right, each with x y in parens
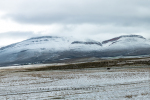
top-left (0, 35), bottom-right (150, 67)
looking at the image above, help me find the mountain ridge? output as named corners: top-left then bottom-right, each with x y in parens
top-left (0, 34), bottom-right (150, 67)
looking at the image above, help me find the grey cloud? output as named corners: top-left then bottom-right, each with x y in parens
top-left (1, 0), bottom-right (150, 26)
top-left (0, 0), bottom-right (150, 43)
top-left (0, 31), bottom-right (37, 47)
top-left (0, 31), bottom-right (40, 39)
top-left (6, 14), bottom-right (150, 26)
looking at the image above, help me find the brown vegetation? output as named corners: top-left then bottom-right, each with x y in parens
top-left (26, 57), bottom-right (150, 71)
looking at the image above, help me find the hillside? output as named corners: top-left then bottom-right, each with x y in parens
top-left (0, 35), bottom-right (150, 67)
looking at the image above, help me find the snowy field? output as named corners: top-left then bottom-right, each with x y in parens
top-left (0, 66), bottom-right (150, 100)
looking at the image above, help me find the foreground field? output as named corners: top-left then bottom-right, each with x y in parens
top-left (0, 66), bottom-right (150, 100)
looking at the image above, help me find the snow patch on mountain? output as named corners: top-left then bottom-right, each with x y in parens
top-left (0, 36), bottom-right (75, 54)
top-left (102, 35), bottom-right (150, 50)
top-left (102, 35), bottom-right (145, 44)
top-left (70, 39), bottom-right (102, 51)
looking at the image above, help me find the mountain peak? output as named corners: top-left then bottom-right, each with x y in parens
top-left (28, 36), bottom-right (60, 40)
top-left (102, 35), bottom-right (145, 44)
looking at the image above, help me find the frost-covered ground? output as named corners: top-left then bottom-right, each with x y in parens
top-left (0, 66), bottom-right (150, 100)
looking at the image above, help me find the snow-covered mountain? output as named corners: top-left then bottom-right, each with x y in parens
top-left (0, 36), bottom-right (75, 65)
top-left (102, 35), bottom-right (150, 49)
top-left (0, 35), bottom-right (150, 66)
top-left (0, 36), bottom-right (73, 52)
top-left (102, 35), bottom-right (145, 44)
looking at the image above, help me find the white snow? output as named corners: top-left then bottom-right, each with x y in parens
top-left (69, 43), bottom-right (102, 51)
top-left (1, 35), bottom-right (150, 54)
top-left (0, 66), bottom-right (149, 99)
top-left (0, 36), bottom-right (76, 54)
top-left (103, 36), bottom-right (150, 50)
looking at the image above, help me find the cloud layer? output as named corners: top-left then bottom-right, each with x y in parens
top-left (1, 0), bottom-right (150, 25)
top-left (0, 0), bottom-right (150, 46)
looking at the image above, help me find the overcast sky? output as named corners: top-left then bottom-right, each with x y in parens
top-left (0, 0), bottom-right (150, 47)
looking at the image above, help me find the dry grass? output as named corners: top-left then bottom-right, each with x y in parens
top-left (25, 57), bottom-right (150, 71)
top-left (125, 95), bottom-right (133, 98)
top-left (0, 56), bottom-right (150, 73)
top-left (28, 73), bottom-right (43, 77)
top-left (141, 93), bottom-right (149, 96)
top-left (125, 94), bottom-right (138, 98)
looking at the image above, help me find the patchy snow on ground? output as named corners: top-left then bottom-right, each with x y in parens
top-left (0, 66), bottom-right (150, 100)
